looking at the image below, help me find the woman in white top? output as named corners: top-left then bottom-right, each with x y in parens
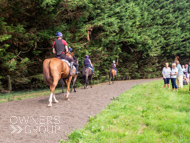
top-left (162, 62), bottom-right (171, 89)
top-left (170, 63), bottom-right (178, 91)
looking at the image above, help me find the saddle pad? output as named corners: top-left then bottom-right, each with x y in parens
top-left (87, 67), bottom-right (93, 71)
top-left (60, 59), bottom-right (76, 71)
top-left (61, 59), bottom-right (70, 66)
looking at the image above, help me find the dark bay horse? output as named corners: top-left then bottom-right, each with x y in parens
top-left (43, 56), bottom-right (76, 107)
top-left (109, 69), bottom-right (117, 85)
top-left (82, 67), bottom-right (93, 89)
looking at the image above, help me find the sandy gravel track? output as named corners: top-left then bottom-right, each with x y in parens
top-left (0, 79), bottom-right (160, 143)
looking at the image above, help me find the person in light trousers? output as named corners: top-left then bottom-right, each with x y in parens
top-left (170, 63), bottom-right (178, 91)
top-left (176, 60), bottom-right (183, 89)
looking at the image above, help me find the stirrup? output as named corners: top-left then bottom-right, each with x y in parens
top-left (76, 71), bottom-right (80, 74)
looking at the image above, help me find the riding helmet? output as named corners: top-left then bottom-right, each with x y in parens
top-left (56, 31), bottom-right (62, 37)
top-left (86, 55), bottom-right (89, 58)
top-left (69, 47), bottom-right (73, 52)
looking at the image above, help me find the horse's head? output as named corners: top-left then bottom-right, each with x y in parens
top-left (174, 55), bottom-right (179, 63)
top-left (66, 52), bottom-right (73, 59)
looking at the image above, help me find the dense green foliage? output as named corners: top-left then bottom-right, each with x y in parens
top-left (61, 80), bottom-right (190, 143)
top-left (0, 0), bottom-right (190, 92)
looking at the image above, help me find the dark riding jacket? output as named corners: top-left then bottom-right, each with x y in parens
top-left (54, 39), bottom-right (66, 56)
top-left (111, 63), bottom-right (116, 69)
top-left (84, 58), bottom-right (91, 67)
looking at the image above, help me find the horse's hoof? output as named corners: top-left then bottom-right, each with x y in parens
top-left (54, 100), bottom-right (58, 103)
top-left (66, 97), bottom-right (69, 100)
top-left (48, 103), bottom-right (52, 107)
top-left (74, 90), bottom-right (76, 92)
top-left (91, 86), bottom-right (92, 88)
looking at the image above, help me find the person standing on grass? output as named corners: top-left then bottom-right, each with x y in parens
top-left (185, 64), bottom-right (188, 77)
top-left (170, 63), bottom-right (178, 91)
top-left (162, 62), bottom-right (171, 89)
top-left (176, 60), bottom-right (183, 89)
top-left (183, 75), bottom-right (188, 85)
top-left (188, 62), bottom-right (190, 77)
top-left (186, 73), bottom-right (189, 83)
top-left (182, 65), bottom-right (185, 74)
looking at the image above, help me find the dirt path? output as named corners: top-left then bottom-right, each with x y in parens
top-left (0, 79), bottom-right (160, 143)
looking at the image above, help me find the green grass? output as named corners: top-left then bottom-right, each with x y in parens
top-left (0, 87), bottom-right (64, 103)
top-left (60, 80), bottom-right (190, 143)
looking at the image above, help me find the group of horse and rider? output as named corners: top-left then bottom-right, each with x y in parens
top-left (43, 31), bottom-right (117, 107)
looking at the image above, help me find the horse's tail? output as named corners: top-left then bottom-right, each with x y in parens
top-left (43, 59), bottom-right (53, 86)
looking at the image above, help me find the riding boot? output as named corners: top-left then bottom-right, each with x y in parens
top-left (76, 64), bottom-right (80, 74)
top-left (92, 70), bottom-right (95, 75)
top-left (70, 62), bottom-right (74, 75)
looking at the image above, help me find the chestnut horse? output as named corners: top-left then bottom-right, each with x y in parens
top-left (43, 53), bottom-right (76, 107)
top-left (174, 55), bottom-right (179, 63)
top-left (109, 69), bottom-right (116, 85)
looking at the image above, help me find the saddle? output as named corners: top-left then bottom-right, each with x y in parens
top-left (85, 66), bottom-right (93, 71)
top-left (60, 59), bottom-right (71, 66)
top-left (59, 58), bottom-right (76, 71)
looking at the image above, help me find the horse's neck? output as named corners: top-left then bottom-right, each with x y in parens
top-left (174, 56), bottom-right (179, 62)
top-left (66, 53), bottom-right (73, 59)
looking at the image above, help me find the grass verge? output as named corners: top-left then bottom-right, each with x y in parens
top-left (60, 80), bottom-right (190, 143)
top-left (0, 88), bottom-right (63, 103)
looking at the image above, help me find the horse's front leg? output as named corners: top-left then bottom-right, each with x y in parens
top-left (84, 76), bottom-right (86, 89)
top-left (72, 76), bottom-right (77, 92)
top-left (109, 75), bottom-right (111, 85)
top-left (70, 81), bottom-right (73, 93)
top-left (90, 76), bottom-right (93, 88)
top-left (65, 76), bottom-right (72, 100)
top-left (59, 79), bottom-right (65, 93)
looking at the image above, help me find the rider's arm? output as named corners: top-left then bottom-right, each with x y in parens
top-left (52, 42), bottom-right (56, 54)
top-left (65, 46), bottom-right (68, 53)
top-left (62, 40), bottom-right (68, 53)
top-left (53, 48), bottom-right (56, 54)
top-left (89, 60), bottom-right (93, 67)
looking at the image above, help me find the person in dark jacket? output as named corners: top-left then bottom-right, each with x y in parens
top-left (68, 47), bottom-right (79, 74)
top-left (83, 55), bottom-right (94, 74)
top-left (52, 31), bottom-right (74, 75)
top-left (111, 60), bottom-right (117, 75)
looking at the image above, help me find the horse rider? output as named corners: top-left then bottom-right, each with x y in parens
top-left (83, 55), bottom-right (94, 75)
top-left (111, 60), bottom-right (117, 75)
top-left (68, 47), bottom-right (79, 74)
top-left (53, 31), bottom-right (74, 75)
